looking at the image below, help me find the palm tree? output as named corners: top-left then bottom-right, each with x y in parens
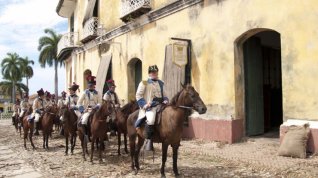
top-left (38, 28), bottom-right (62, 103)
top-left (1, 52), bottom-right (24, 103)
top-left (21, 57), bottom-right (34, 89)
top-left (0, 80), bottom-right (28, 99)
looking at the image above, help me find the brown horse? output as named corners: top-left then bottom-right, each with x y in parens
top-left (22, 106), bottom-right (35, 149)
top-left (115, 100), bottom-right (139, 155)
top-left (90, 100), bottom-right (114, 163)
top-left (41, 105), bottom-right (59, 149)
top-left (61, 106), bottom-right (78, 155)
top-left (127, 84), bottom-right (207, 177)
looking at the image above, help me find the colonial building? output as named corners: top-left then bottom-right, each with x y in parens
top-left (56, 0), bottom-right (318, 152)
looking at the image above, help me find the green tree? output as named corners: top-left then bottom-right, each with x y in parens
top-left (0, 80), bottom-right (28, 99)
top-left (38, 28), bottom-right (62, 102)
top-left (1, 52), bottom-right (24, 102)
top-left (21, 56), bottom-right (34, 89)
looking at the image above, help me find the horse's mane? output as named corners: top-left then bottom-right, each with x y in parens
top-left (170, 89), bottom-right (183, 106)
top-left (120, 100), bottom-right (136, 114)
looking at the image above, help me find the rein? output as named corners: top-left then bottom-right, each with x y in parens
top-left (178, 105), bottom-right (193, 110)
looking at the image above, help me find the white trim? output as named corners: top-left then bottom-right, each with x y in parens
top-left (282, 119), bottom-right (318, 129)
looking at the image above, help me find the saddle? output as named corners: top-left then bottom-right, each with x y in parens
top-left (136, 104), bottom-right (167, 127)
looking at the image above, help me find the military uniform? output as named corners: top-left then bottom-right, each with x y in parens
top-left (78, 89), bottom-right (101, 124)
top-left (12, 100), bottom-right (21, 124)
top-left (135, 65), bottom-right (169, 151)
top-left (19, 97), bottom-right (29, 118)
top-left (65, 94), bottom-right (81, 118)
top-left (77, 76), bottom-right (101, 126)
top-left (31, 97), bottom-right (45, 122)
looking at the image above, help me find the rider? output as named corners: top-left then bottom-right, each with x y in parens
top-left (57, 91), bottom-right (67, 109)
top-left (12, 99), bottom-right (21, 125)
top-left (65, 82), bottom-right (81, 118)
top-left (77, 75), bottom-right (101, 141)
top-left (19, 93), bottom-right (29, 120)
top-left (32, 88), bottom-right (45, 135)
top-left (103, 79), bottom-right (120, 136)
top-left (44, 91), bottom-right (53, 107)
top-left (51, 94), bottom-right (56, 105)
top-left (135, 65), bottom-right (169, 151)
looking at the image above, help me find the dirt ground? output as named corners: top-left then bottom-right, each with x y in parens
top-left (0, 119), bottom-right (317, 178)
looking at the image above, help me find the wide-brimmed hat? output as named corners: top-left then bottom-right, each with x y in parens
top-left (37, 88), bottom-right (45, 96)
top-left (86, 75), bottom-right (96, 86)
top-left (106, 79), bottom-right (116, 87)
top-left (148, 65), bottom-right (159, 74)
top-left (68, 82), bottom-right (80, 92)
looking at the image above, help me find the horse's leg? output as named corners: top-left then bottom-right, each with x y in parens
top-left (80, 135), bottom-right (86, 161)
top-left (30, 132), bottom-right (35, 150)
top-left (43, 133), bottom-right (46, 149)
top-left (90, 137), bottom-right (95, 163)
top-left (124, 133), bottom-right (129, 154)
top-left (135, 136), bottom-right (144, 171)
top-left (46, 134), bottom-right (49, 149)
top-left (65, 135), bottom-right (69, 155)
top-left (172, 145), bottom-right (180, 176)
top-left (117, 132), bottom-right (121, 155)
top-left (129, 135), bottom-right (136, 171)
top-left (99, 138), bottom-right (103, 163)
top-left (160, 143), bottom-right (169, 178)
top-left (24, 129), bottom-right (27, 149)
top-left (71, 134), bottom-right (76, 155)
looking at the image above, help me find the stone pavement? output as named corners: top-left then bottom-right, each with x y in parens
top-left (180, 131), bottom-right (318, 178)
top-left (0, 121), bottom-right (43, 178)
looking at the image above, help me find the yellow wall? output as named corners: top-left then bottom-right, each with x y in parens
top-left (69, 0), bottom-right (318, 121)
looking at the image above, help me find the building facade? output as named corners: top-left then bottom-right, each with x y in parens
top-left (56, 0), bottom-right (318, 152)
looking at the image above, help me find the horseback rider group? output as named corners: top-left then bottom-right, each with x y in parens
top-left (21, 64), bottom-right (167, 150)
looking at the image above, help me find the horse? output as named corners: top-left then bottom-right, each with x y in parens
top-left (61, 106), bottom-right (78, 155)
top-left (90, 100), bottom-right (114, 163)
top-left (127, 84), bottom-right (207, 177)
top-left (22, 106), bottom-right (35, 150)
top-left (115, 100), bottom-right (139, 155)
top-left (12, 112), bottom-right (19, 132)
top-left (41, 104), bottom-right (59, 149)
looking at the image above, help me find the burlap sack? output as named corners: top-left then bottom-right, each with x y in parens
top-left (278, 124), bottom-right (310, 159)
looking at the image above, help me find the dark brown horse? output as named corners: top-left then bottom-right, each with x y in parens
top-left (22, 106), bottom-right (35, 149)
top-left (127, 84), bottom-right (207, 177)
top-left (41, 105), bottom-right (59, 149)
top-left (115, 100), bottom-right (139, 155)
top-left (61, 106), bottom-right (78, 155)
top-left (90, 100), bottom-right (114, 163)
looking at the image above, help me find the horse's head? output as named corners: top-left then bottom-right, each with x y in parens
top-left (177, 84), bottom-right (207, 114)
top-left (45, 105), bottom-right (59, 115)
top-left (100, 100), bottom-right (114, 116)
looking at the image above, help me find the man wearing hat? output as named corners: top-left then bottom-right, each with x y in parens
top-left (103, 79), bottom-right (120, 136)
top-left (51, 94), bottom-right (56, 105)
top-left (19, 93), bottom-right (30, 120)
top-left (32, 88), bottom-right (45, 135)
top-left (57, 91), bottom-right (67, 109)
top-left (77, 75), bottom-right (101, 139)
top-left (135, 65), bottom-right (169, 151)
top-left (44, 91), bottom-right (53, 107)
top-left (12, 99), bottom-right (21, 125)
top-left (65, 82), bottom-right (81, 118)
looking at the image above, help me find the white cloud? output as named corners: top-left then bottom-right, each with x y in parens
top-left (0, 0), bottom-right (68, 96)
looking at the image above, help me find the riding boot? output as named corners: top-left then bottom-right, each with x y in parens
top-left (34, 122), bottom-right (40, 135)
top-left (145, 124), bottom-right (155, 151)
top-left (110, 122), bottom-right (117, 136)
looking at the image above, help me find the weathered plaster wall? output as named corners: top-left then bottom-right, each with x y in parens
top-left (69, 0), bottom-right (318, 121)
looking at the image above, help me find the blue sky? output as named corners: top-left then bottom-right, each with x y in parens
top-left (0, 0), bottom-right (68, 95)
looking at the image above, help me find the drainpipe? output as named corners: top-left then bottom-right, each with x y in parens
top-left (170, 37), bottom-right (192, 84)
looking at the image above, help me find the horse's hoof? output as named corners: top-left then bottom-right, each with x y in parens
top-left (134, 169), bottom-right (138, 175)
top-left (174, 172), bottom-right (180, 177)
top-left (161, 175), bottom-right (166, 178)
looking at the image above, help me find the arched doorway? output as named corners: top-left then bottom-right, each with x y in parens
top-left (102, 60), bottom-right (112, 94)
top-left (127, 58), bottom-right (142, 101)
top-left (235, 29), bottom-right (283, 136)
